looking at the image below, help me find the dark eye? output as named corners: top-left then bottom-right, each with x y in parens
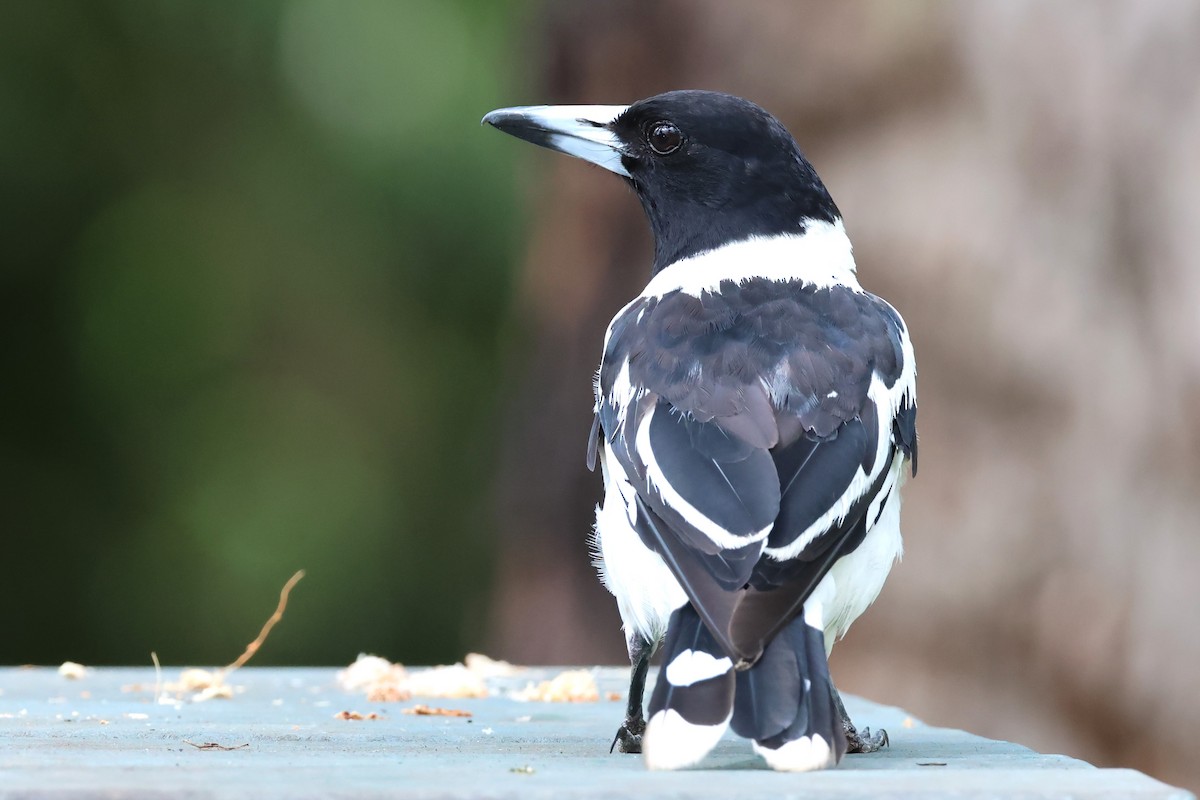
top-left (647, 121), bottom-right (683, 155)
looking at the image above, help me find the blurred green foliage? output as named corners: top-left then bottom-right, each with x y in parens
top-left (0, 0), bottom-right (528, 665)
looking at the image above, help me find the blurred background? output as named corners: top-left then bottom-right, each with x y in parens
top-left (2, 0), bottom-right (1197, 792)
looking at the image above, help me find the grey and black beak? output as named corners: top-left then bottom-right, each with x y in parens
top-left (482, 104), bottom-right (630, 177)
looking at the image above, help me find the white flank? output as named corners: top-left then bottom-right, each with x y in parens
top-left (664, 650), bottom-right (732, 687)
top-left (636, 404), bottom-right (773, 550)
top-left (593, 444), bottom-right (686, 644)
top-left (820, 470), bottom-right (905, 653)
top-left (639, 219), bottom-right (860, 299)
top-left (753, 733), bottom-right (836, 772)
top-left (643, 708), bottom-right (731, 771)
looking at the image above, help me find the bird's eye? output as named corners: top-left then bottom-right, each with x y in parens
top-left (647, 121), bottom-right (683, 155)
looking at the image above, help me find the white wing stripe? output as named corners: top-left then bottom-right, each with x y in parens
top-left (635, 404), bottom-right (773, 550)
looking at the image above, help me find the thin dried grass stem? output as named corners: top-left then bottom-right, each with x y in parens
top-left (219, 570), bottom-right (305, 678)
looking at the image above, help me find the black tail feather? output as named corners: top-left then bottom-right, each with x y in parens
top-left (648, 605), bottom-right (735, 727)
top-left (642, 604), bottom-right (735, 769)
top-left (732, 610), bottom-right (847, 770)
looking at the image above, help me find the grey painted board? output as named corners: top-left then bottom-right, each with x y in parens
top-left (0, 667), bottom-right (1191, 799)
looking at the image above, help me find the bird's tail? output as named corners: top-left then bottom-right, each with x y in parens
top-left (642, 604), bottom-right (735, 770)
top-left (731, 603), bottom-right (847, 771)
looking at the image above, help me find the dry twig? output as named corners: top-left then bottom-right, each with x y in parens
top-left (151, 651), bottom-right (163, 703)
top-left (183, 740), bottom-right (249, 751)
top-left (222, 570), bottom-right (305, 676)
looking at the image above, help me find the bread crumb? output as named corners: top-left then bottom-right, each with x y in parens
top-left (511, 669), bottom-right (599, 702)
top-left (334, 710), bottom-right (382, 720)
top-left (58, 662), bottom-right (89, 680)
top-left (402, 704), bottom-right (472, 718)
top-left (464, 653), bottom-right (521, 677)
top-left (407, 664), bottom-right (488, 699)
top-left (338, 654), bottom-right (411, 702)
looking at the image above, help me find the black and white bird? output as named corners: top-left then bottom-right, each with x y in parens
top-left (484, 91), bottom-right (917, 772)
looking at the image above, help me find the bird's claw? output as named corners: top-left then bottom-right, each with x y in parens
top-left (610, 718), bottom-right (645, 754)
top-left (846, 724), bottom-right (889, 754)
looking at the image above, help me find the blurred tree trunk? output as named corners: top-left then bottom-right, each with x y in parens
top-left (485, 0), bottom-right (698, 664)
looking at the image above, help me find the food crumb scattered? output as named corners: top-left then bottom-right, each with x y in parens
top-left (58, 662), bottom-right (90, 680)
top-left (606, 691), bottom-right (622, 701)
top-left (902, 716), bottom-right (916, 729)
top-left (464, 653), bottom-right (521, 677)
top-left (338, 654), bottom-right (412, 702)
top-left (407, 664), bottom-right (488, 699)
top-left (339, 655), bottom-right (488, 701)
top-left (511, 669), bottom-right (599, 702)
top-left (334, 710), bottom-right (382, 720)
top-left (401, 704), bottom-right (472, 718)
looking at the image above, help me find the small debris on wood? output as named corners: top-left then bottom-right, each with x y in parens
top-left (334, 710), bottom-right (382, 720)
top-left (183, 740), bottom-right (250, 751)
top-left (401, 704), bottom-right (472, 718)
top-left (58, 662), bottom-right (90, 680)
top-left (511, 669), bottom-right (599, 702)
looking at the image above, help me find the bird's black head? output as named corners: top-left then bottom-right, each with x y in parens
top-left (484, 90), bottom-right (840, 272)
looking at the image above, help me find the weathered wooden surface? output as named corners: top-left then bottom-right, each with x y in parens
top-left (0, 667), bottom-right (1192, 799)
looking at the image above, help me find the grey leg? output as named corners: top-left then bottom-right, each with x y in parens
top-left (834, 687), bottom-right (890, 754)
top-left (611, 632), bottom-right (655, 754)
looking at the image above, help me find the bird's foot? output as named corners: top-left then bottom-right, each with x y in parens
top-left (845, 723), bottom-right (889, 754)
top-left (610, 717), bottom-right (645, 754)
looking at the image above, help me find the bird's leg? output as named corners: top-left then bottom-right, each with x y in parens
top-left (610, 632), bottom-right (654, 754)
top-left (834, 687), bottom-right (890, 754)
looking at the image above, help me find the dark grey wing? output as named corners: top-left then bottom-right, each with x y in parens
top-left (597, 279), bottom-right (915, 665)
top-left (605, 397), bottom-right (779, 590)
